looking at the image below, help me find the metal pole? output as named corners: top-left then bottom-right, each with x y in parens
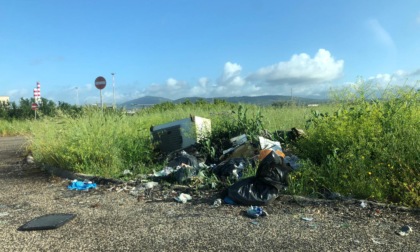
top-left (100, 89), bottom-right (103, 109)
top-left (111, 73), bottom-right (115, 109)
top-left (76, 87), bottom-right (79, 106)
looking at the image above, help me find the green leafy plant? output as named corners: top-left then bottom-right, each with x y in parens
top-left (291, 84), bottom-right (420, 207)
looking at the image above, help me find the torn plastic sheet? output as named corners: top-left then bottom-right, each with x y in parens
top-left (284, 155), bottom-right (301, 170)
top-left (259, 136), bottom-right (282, 152)
top-left (67, 180), bottom-right (97, 191)
top-left (153, 167), bottom-right (175, 177)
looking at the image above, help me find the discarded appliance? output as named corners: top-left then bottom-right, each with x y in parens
top-left (151, 115), bottom-right (211, 153)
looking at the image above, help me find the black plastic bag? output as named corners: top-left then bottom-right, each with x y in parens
top-left (226, 150), bottom-right (290, 205)
top-left (167, 151), bottom-right (198, 168)
top-left (212, 158), bottom-right (250, 180)
top-left (227, 177), bottom-right (279, 206)
top-left (256, 150), bottom-right (291, 190)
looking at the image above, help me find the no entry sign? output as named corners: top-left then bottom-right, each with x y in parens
top-left (95, 76), bottom-right (106, 90)
top-left (31, 103), bottom-right (38, 110)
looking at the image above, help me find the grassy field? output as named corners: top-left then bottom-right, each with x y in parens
top-left (1, 86), bottom-right (419, 207)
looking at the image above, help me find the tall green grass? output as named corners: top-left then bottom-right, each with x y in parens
top-left (0, 119), bottom-right (33, 136)
top-left (25, 102), bottom-right (313, 178)
top-left (291, 86), bottom-right (420, 207)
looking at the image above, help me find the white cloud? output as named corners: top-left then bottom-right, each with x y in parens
top-left (367, 69), bottom-right (420, 89)
top-left (218, 62), bottom-right (246, 87)
top-left (366, 18), bottom-right (395, 50)
top-left (249, 49), bottom-right (343, 84)
top-left (144, 78), bottom-right (188, 98)
top-left (138, 49), bottom-right (345, 100)
top-left (417, 12), bottom-right (420, 24)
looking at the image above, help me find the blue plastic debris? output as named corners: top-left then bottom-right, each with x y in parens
top-left (67, 180), bottom-right (97, 191)
top-left (223, 196), bottom-right (237, 205)
top-left (246, 206), bottom-right (265, 218)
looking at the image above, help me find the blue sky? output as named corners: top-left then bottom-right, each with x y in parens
top-left (1, 0), bottom-right (419, 105)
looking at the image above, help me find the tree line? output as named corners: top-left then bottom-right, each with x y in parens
top-left (0, 98), bottom-right (82, 119)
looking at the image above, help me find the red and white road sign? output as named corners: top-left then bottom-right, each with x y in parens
top-left (95, 76), bottom-right (106, 90)
top-left (31, 103), bottom-right (38, 110)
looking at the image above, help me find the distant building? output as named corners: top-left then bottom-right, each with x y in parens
top-left (0, 96), bottom-right (9, 105)
top-left (307, 104), bottom-right (319, 107)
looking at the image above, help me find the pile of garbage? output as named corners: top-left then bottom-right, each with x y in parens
top-left (149, 118), bottom-right (304, 206)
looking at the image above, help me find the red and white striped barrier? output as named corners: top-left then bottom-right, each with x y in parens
top-left (33, 82), bottom-right (41, 104)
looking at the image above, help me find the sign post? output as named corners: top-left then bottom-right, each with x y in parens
top-left (33, 82), bottom-right (41, 119)
top-left (94, 76), bottom-right (106, 109)
top-left (31, 103), bottom-right (38, 119)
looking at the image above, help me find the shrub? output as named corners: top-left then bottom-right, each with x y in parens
top-left (291, 85), bottom-right (420, 207)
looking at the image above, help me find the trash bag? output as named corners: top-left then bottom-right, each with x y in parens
top-left (226, 150), bottom-right (290, 205)
top-left (256, 150), bottom-right (291, 190)
top-left (227, 177), bottom-right (279, 206)
top-left (172, 165), bottom-right (198, 184)
top-left (167, 151), bottom-right (198, 168)
top-left (212, 158), bottom-right (251, 180)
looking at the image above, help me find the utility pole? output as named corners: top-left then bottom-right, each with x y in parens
top-left (111, 73), bottom-right (115, 109)
top-left (75, 87), bottom-right (79, 106)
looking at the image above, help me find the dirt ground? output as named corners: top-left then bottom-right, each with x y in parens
top-left (0, 136), bottom-right (419, 252)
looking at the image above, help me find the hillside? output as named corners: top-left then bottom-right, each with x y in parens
top-left (120, 95), bottom-right (326, 109)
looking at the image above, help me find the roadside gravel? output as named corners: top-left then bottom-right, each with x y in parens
top-left (0, 136), bottom-right (419, 251)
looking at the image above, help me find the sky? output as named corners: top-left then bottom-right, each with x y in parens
top-left (1, 0), bottom-right (420, 105)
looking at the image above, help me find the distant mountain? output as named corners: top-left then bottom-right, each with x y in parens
top-left (120, 95), bottom-right (326, 109)
top-left (119, 96), bottom-right (171, 109)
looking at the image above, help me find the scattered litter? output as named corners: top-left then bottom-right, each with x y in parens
top-left (308, 224), bottom-right (317, 229)
top-left (167, 151), bottom-right (199, 169)
top-left (371, 238), bottom-right (386, 245)
top-left (153, 167), bottom-right (174, 177)
top-left (284, 155), bottom-right (301, 170)
top-left (246, 206), bottom-right (267, 218)
top-left (67, 180), bottom-right (97, 191)
top-left (396, 225), bottom-right (412, 236)
top-left (223, 196), bottom-right (237, 205)
top-left (18, 213), bottom-right (76, 231)
top-left (259, 136), bottom-right (282, 152)
top-left (360, 201), bottom-right (367, 208)
top-left (212, 158), bottom-right (250, 181)
top-left (26, 155), bottom-right (35, 164)
top-left (222, 134), bottom-right (249, 156)
top-left (174, 193), bottom-right (192, 203)
top-left (301, 217), bottom-right (313, 222)
top-left (212, 198), bottom-right (222, 207)
top-left (250, 220), bottom-right (259, 225)
top-left (122, 169), bottom-right (132, 176)
top-left (144, 181), bottom-right (158, 189)
top-left (0, 212), bottom-right (9, 218)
